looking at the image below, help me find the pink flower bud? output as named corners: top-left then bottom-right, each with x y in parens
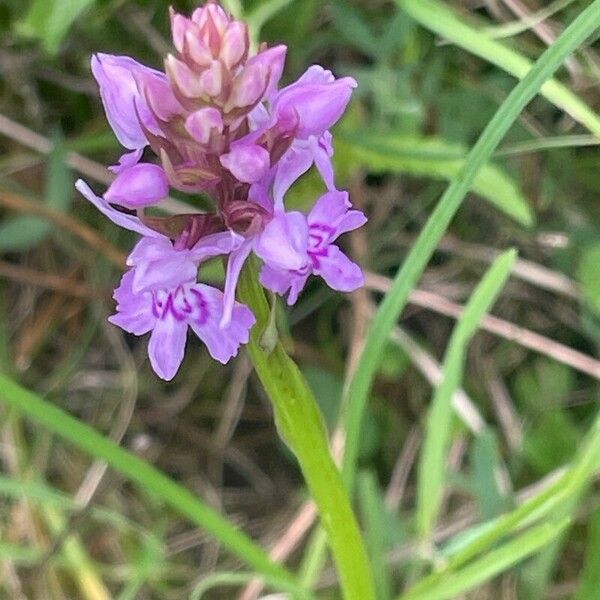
top-left (165, 55), bottom-right (204, 98)
top-left (220, 143), bottom-right (270, 184)
top-left (170, 11), bottom-right (191, 53)
top-left (192, 3), bottom-right (229, 35)
top-left (219, 21), bottom-right (248, 69)
top-left (227, 63), bottom-right (268, 110)
top-left (184, 29), bottom-right (213, 67)
top-left (104, 163), bottom-right (169, 209)
top-left (185, 108), bottom-right (223, 144)
top-left (198, 59), bottom-right (223, 98)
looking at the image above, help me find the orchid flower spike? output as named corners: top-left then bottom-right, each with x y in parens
top-left (77, 1), bottom-right (365, 379)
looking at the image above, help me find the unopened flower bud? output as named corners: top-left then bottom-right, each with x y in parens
top-left (227, 63), bottom-right (268, 110)
top-left (192, 2), bottom-right (229, 36)
top-left (198, 59), bottom-right (223, 98)
top-left (245, 45), bottom-right (287, 101)
top-left (185, 108), bottom-right (223, 144)
top-left (184, 29), bottom-right (213, 67)
top-left (170, 10), bottom-right (191, 53)
top-left (220, 143), bottom-right (270, 184)
top-left (104, 163), bottom-right (169, 209)
top-left (219, 21), bottom-right (248, 69)
top-left (165, 55), bottom-right (205, 98)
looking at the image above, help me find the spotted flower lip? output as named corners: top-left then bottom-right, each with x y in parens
top-left (77, 1), bottom-right (364, 379)
top-left (110, 269), bottom-right (255, 380)
top-left (258, 191), bottom-right (367, 305)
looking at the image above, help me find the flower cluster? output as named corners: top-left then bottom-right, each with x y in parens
top-left (77, 1), bottom-right (366, 380)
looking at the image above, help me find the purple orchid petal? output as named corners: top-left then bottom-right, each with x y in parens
top-left (126, 237), bottom-right (198, 293)
top-left (220, 143), bottom-right (270, 184)
top-left (148, 314), bottom-right (188, 381)
top-left (314, 244), bottom-right (364, 292)
top-left (259, 264), bottom-right (309, 306)
top-left (272, 141), bottom-right (314, 208)
top-left (253, 211), bottom-right (309, 271)
top-left (75, 179), bottom-right (162, 238)
top-left (294, 65), bottom-right (336, 86)
top-left (188, 231), bottom-right (243, 261)
top-left (104, 163), bottom-right (169, 209)
top-left (189, 284), bottom-right (255, 363)
top-left (310, 134), bottom-right (335, 191)
top-left (273, 68), bottom-right (357, 138)
top-left (91, 54), bottom-right (164, 149)
top-left (108, 270), bottom-right (155, 335)
top-left (109, 149), bottom-right (143, 174)
top-left (221, 240), bottom-right (253, 328)
top-left (308, 190), bottom-right (367, 240)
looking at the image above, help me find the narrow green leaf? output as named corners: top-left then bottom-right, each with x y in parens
top-left (358, 471), bottom-right (396, 600)
top-left (339, 133), bottom-right (534, 226)
top-left (0, 374), bottom-right (302, 595)
top-left (399, 0), bottom-right (600, 137)
top-left (340, 0), bottom-right (600, 502)
top-left (416, 249), bottom-right (517, 539)
top-left (574, 506), bottom-right (600, 600)
top-left (401, 519), bottom-right (570, 600)
top-left (410, 404), bottom-right (600, 598)
top-left (578, 242), bottom-right (600, 316)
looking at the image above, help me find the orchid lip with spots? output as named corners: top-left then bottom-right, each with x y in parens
top-left (77, 0), bottom-right (366, 380)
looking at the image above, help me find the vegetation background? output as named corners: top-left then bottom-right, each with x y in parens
top-left (0, 0), bottom-right (600, 598)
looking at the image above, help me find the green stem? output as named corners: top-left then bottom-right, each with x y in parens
top-left (237, 258), bottom-right (376, 600)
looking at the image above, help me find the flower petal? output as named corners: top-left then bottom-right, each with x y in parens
top-left (272, 142), bottom-right (314, 208)
top-left (109, 149), bottom-right (143, 174)
top-left (308, 190), bottom-right (367, 240)
top-left (188, 231), bottom-right (243, 261)
top-left (259, 264), bottom-right (309, 305)
top-left (220, 143), bottom-right (270, 184)
top-left (75, 179), bottom-right (163, 238)
top-left (221, 240), bottom-right (253, 328)
top-left (314, 245), bottom-right (364, 292)
top-left (148, 316), bottom-right (188, 381)
top-left (104, 163), bottom-right (169, 209)
top-left (273, 69), bottom-right (356, 138)
top-left (253, 211), bottom-right (309, 271)
top-left (108, 270), bottom-right (155, 335)
top-left (91, 54), bottom-right (163, 149)
top-left (189, 284), bottom-right (255, 363)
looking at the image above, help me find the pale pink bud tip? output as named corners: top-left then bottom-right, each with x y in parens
top-left (185, 108), bottom-right (223, 144)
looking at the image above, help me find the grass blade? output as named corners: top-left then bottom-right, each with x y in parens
top-left (401, 519), bottom-right (570, 600)
top-left (341, 0), bottom-right (600, 497)
top-left (339, 133), bottom-right (534, 226)
top-left (399, 0), bottom-right (600, 137)
top-left (0, 373), bottom-right (303, 597)
top-left (416, 249), bottom-right (517, 539)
